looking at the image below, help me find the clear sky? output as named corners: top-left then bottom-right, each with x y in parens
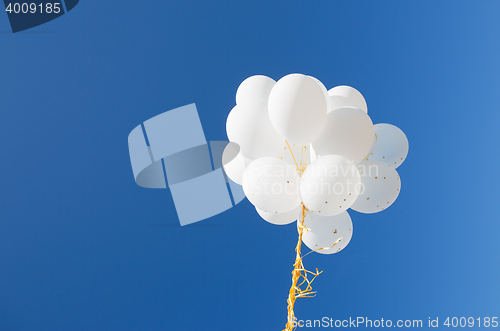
top-left (1, 1), bottom-right (499, 330)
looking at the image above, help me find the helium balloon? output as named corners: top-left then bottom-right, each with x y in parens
top-left (328, 85), bottom-right (367, 113)
top-left (226, 103), bottom-right (284, 160)
top-left (312, 107), bottom-right (374, 164)
top-left (236, 75), bottom-right (276, 107)
top-left (242, 157), bottom-right (301, 213)
top-left (256, 204), bottom-right (302, 225)
top-left (300, 155), bottom-right (361, 216)
top-left (350, 161), bottom-right (401, 213)
top-left (300, 210), bottom-right (353, 254)
top-left (222, 142), bottom-right (251, 185)
top-left (364, 123), bottom-right (409, 168)
top-left (268, 74), bottom-right (329, 145)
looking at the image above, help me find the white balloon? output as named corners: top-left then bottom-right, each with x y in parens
top-left (300, 210), bottom-right (353, 254)
top-left (222, 142), bottom-right (251, 185)
top-left (308, 75), bottom-right (331, 106)
top-left (242, 157), bottom-right (301, 213)
top-left (312, 107), bottom-right (374, 164)
top-left (268, 74), bottom-right (329, 145)
top-left (256, 204), bottom-right (302, 225)
top-left (236, 75), bottom-right (276, 107)
top-left (300, 155), bottom-right (361, 216)
top-left (328, 85), bottom-right (367, 113)
top-left (350, 161), bottom-right (401, 213)
top-left (364, 123), bottom-right (409, 168)
top-left (226, 104), bottom-right (284, 160)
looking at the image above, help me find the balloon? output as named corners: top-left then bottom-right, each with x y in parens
top-left (268, 74), bottom-right (329, 145)
top-left (328, 85), bottom-right (367, 113)
top-left (236, 75), bottom-right (276, 107)
top-left (222, 142), bottom-right (251, 185)
top-left (300, 155), bottom-right (361, 216)
top-left (226, 103), bottom-right (284, 160)
top-left (300, 210), bottom-right (353, 254)
top-left (364, 123), bottom-right (409, 168)
top-left (311, 107), bottom-right (374, 164)
top-left (350, 161), bottom-right (401, 213)
top-left (242, 157), bottom-right (301, 213)
top-left (256, 204), bottom-right (302, 225)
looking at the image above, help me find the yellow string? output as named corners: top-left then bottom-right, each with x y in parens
top-left (283, 204), bottom-right (322, 331)
top-left (283, 143), bottom-right (323, 331)
top-left (283, 208), bottom-right (343, 331)
top-left (285, 140), bottom-right (301, 176)
top-left (299, 146), bottom-right (307, 174)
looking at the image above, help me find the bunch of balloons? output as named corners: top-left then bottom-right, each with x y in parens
top-left (223, 73), bottom-right (409, 255)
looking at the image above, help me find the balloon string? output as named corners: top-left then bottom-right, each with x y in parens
top-left (301, 237), bottom-right (343, 259)
top-left (283, 146), bottom-right (321, 331)
top-left (299, 146), bottom-right (307, 174)
top-left (283, 204), bottom-right (323, 331)
top-left (285, 140), bottom-right (301, 176)
top-left (299, 146), bottom-right (304, 173)
top-left (285, 140), bottom-right (308, 176)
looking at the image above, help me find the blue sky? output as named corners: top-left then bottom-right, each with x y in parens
top-left (1, 1), bottom-right (499, 330)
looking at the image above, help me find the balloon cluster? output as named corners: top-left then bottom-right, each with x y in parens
top-left (223, 74), bottom-right (409, 255)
